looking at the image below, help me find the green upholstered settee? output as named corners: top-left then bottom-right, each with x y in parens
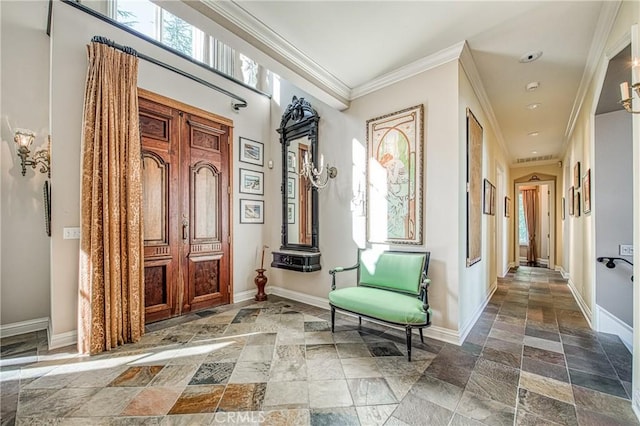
top-left (328, 249), bottom-right (431, 361)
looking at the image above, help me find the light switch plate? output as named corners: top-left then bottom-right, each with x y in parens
top-left (619, 244), bottom-right (633, 256)
top-left (63, 227), bottom-right (81, 240)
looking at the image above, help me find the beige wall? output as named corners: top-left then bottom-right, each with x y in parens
top-left (0, 1), bottom-right (51, 328)
top-left (48, 2), bottom-right (271, 345)
top-left (458, 61), bottom-right (511, 332)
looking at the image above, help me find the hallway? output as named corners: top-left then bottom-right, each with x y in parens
top-left (0, 267), bottom-right (636, 425)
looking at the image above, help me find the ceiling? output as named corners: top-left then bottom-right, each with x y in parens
top-left (191, 1), bottom-right (625, 165)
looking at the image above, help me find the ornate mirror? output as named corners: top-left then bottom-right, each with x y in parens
top-left (271, 96), bottom-right (321, 272)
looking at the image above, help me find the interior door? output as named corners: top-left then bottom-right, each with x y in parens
top-left (140, 91), bottom-right (231, 323)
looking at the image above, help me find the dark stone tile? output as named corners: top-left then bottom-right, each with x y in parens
top-left (459, 341), bottom-right (483, 356)
top-left (160, 333), bottom-right (193, 345)
top-left (600, 340), bottom-right (632, 382)
top-left (516, 410), bottom-right (563, 425)
top-left (524, 326), bottom-right (560, 342)
top-left (474, 357), bottom-right (520, 387)
top-left (560, 334), bottom-right (603, 353)
top-left (424, 345), bottom-right (478, 388)
top-left (565, 353), bottom-right (617, 379)
top-left (188, 362), bottom-right (235, 385)
top-left (310, 407), bottom-right (359, 426)
top-left (569, 369), bottom-right (628, 399)
top-left (216, 383), bottom-right (266, 412)
top-left (576, 408), bottom-right (638, 426)
top-left (409, 374), bottom-right (464, 410)
top-left (522, 346), bottom-right (566, 367)
top-left (367, 341), bottom-right (403, 357)
top-left (304, 321), bottom-right (330, 332)
top-left (195, 308), bottom-right (220, 318)
top-left (465, 371), bottom-right (518, 406)
top-left (231, 308), bottom-right (261, 324)
top-left (521, 358), bottom-right (569, 383)
top-left (572, 385), bottom-right (639, 424)
top-left (484, 337), bottom-right (522, 357)
top-left (517, 388), bottom-right (577, 426)
top-left (481, 346), bottom-right (521, 369)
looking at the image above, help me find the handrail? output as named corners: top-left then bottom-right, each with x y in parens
top-left (597, 256), bottom-right (634, 282)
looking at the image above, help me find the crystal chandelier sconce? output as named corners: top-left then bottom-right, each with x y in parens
top-left (14, 129), bottom-right (51, 177)
top-left (299, 151), bottom-right (337, 189)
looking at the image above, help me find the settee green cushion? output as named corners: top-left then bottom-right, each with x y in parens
top-left (359, 251), bottom-right (425, 295)
top-left (329, 287), bottom-right (427, 325)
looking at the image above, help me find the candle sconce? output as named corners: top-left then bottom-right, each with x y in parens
top-left (619, 62), bottom-right (640, 114)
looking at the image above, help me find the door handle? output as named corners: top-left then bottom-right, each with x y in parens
top-left (182, 217), bottom-right (189, 240)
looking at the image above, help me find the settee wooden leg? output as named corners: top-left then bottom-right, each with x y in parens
top-left (331, 307), bottom-right (335, 333)
top-left (405, 326), bottom-right (412, 362)
top-left (419, 328), bottom-right (424, 343)
top-left (358, 317), bottom-right (362, 327)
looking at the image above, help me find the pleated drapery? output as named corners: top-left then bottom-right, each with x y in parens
top-left (78, 42), bottom-right (144, 355)
top-left (522, 189), bottom-right (538, 265)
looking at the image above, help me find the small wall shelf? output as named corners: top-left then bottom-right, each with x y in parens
top-left (271, 250), bottom-right (321, 273)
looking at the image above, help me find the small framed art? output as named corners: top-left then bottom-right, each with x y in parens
top-left (240, 199), bottom-right (264, 224)
top-left (504, 196), bottom-right (511, 218)
top-left (239, 137), bottom-right (264, 167)
top-left (239, 168), bottom-right (264, 195)
top-left (287, 177), bottom-right (295, 199)
top-left (287, 203), bottom-right (295, 224)
top-left (583, 169), bottom-right (591, 214)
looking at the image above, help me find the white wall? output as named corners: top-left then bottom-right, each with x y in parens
top-left (0, 1), bottom-right (51, 329)
top-left (48, 1), bottom-right (271, 344)
top-left (595, 110), bottom-right (633, 327)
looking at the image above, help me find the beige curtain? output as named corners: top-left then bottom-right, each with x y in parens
top-left (522, 189), bottom-right (537, 264)
top-left (78, 42), bottom-right (144, 355)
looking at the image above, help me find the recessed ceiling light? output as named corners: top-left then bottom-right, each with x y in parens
top-left (520, 50), bottom-right (543, 63)
top-left (527, 103), bottom-right (541, 110)
top-left (528, 131), bottom-right (540, 137)
top-left (526, 81), bottom-right (540, 91)
top-left (531, 150), bottom-right (538, 154)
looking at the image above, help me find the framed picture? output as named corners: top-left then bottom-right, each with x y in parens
top-left (287, 151), bottom-right (296, 172)
top-left (239, 199), bottom-right (264, 224)
top-left (568, 187), bottom-right (575, 216)
top-left (562, 197), bottom-right (566, 220)
top-left (483, 179), bottom-right (493, 215)
top-left (583, 169), bottom-right (591, 214)
top-left (574, 161), bottom-right (581, 188)
top-left (366, 104), bottom-right (424, 245)
top-left (239, 168), bottom-right (264, 195)
top-left (574, 191), bottom-right (581, 218)
top-left (287, 177), bottom-right (295, 199)
top-left (287, 203), bottom-right (295, 224)
top-left (239, 137), bottom-right (264, 167)
top-left (504, 196), bottom-right (511, 218)
top-left (466, 109), bottom-right (483, 266)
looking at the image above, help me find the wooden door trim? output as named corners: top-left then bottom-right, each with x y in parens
top-left (138, 88), bottom-right (234, 127)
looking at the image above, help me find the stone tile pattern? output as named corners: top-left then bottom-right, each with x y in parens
top-left (1, 267), bottom-right (637, 425)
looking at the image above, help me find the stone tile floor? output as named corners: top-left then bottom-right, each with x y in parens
top-left (1, 266), bottom-right (637, 425)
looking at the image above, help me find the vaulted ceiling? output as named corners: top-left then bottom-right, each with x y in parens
top-left (189, 1), bottom-right (624, 165)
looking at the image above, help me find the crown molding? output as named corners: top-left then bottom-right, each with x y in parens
top-left (458, 41), bottom-right (511, 162)
top-left (198, 0), bottom-right (351, 104)
top-left (562, 0), bottom-right (622, 150)
top-left (350, 41), bottom-right (465, 99)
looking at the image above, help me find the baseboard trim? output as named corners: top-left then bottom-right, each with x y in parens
top-left (458, 282), bottom-right (497, 344)
top-left (0, 317), bottom-right (49, 338)
top-left (567, 278), bottom-right (593, 328)
top-left (49, 330), bottom-right (77, 350)
top-left (556, 266), bottom-right (570, 279)
top-left (595, 305), bottom-right (633, 353)
top-left (633, 390), bottom-right (640, 423)
top-left (267, 285), bottom-right (461, 345)
top-left (267, 286), bottom-right (331, 310)
top-left (233, 289), bottom-right (257, 303)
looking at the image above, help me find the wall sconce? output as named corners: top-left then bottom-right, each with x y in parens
top-left (299, 151), bottom-right (337, 189)
top-left (619, 61), bottom-right (640, 113)
top-left (14, 129), bottom-right (51, 177)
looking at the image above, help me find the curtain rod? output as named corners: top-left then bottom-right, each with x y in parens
top-left (91, 36), bottom-right (247, 110)
top-left (60, 0), bottom-right (272, 108)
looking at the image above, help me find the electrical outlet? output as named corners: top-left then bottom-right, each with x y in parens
top-left (619, 244), bottom-right (633, 256)
top-left (63, 227), bottom-right (81, 240)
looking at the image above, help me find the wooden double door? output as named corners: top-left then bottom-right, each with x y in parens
top-left (139, 90), bottom-right (232, 323)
